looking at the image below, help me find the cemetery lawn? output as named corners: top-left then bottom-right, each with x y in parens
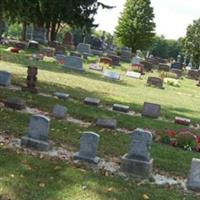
top-left (0, 148), bottom-right (197, 200)
top-left (0, 46), bottom-right (200, 199)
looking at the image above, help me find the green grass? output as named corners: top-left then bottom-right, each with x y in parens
top-left (0, 45), bottom-right (200, 199)
top-left (0, 148), bottom-right (197, 200)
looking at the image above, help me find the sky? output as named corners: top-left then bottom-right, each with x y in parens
top-left (94, 0), bottom-right (200, 39)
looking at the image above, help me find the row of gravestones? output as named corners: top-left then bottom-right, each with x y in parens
top-left (0, 70), bottom-right (191, 127)
top-left (19, 115), bottom-right (200, 192)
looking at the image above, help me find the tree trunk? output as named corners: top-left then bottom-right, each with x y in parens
top-left (21, 22), bottom-right (27, 41)
top-left (50, 22), bottom-right (56, 41)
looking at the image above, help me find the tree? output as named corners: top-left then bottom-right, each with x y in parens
top-left (115, 0), bottom-right (155, 52)
top-left (4, 0), bottom-right (112, 41)
top-left (184, 18), bottom-right (200, 67)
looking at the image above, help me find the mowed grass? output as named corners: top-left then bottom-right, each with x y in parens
top-left (0, 46), bottom-right (200, 199)
top-left (0, 148), bottom-right (197, 200)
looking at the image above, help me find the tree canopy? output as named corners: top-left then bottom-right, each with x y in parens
top-left (115, 0), bottom-right (155, 52)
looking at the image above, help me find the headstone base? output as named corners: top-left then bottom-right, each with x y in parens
top-left (21, 136), bottom-right (50, 151)
top-left (121, 154), bottom-right (153, 178)
top-left (74, 152), bottom-right (100, 164)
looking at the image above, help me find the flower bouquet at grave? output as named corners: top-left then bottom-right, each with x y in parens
top-left (195, 136), bottom-right (200, 152)
top-left (160, 129), bottom-right (177, 146)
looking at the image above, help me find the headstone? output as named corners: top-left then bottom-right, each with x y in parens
top-left (84, 97), bottom-right (101, 106)
top-left (74, 132), bottom-right (100, 164)
top-left (142, 102), bottom-right (161, 118)
top-left (64, 56), bottom-right (84, 71)
top-left (0, 71), bottom-right (11, 86)
top-left (171, 69), bottom-right (182, 79)
top-left (53, 92), bottom-right (70, 100)
top-left (108, 55), bottom-right (120, 66)
top-left (21, 115), bottom-right (50, 151)
top-left (187, 158), bottom-right (200, 192)
top-left (104, 71), bottom-right (120, 80)
top-left (32, 27), bottom-right (47, 44)
top-left (89, 63), bottom-right (103, 71)
top-left (121, 48), bottom-right (132, 62)
top-left (171, 55), bottom-right (182, 70)
top-left (40, 47), bottom-right (55, 57)
top-left (112, 104), bottom-right (129, 113)
top-left (77, 43), bottom-right (91, 55)
top-left (55, 45), bottom-right (66, 55)
top-left (100, 57), bottom-right (113, 66)
top-left (28, 40), bottom-right (39, 49)
top-left (91, 49), bottom-right (103, 56)
top-left (175, 117), bottom-right (191, 126)
top-left (4, 97), bottom-right (26, 110)
top-left (140, 61), bottom-right (153, 72)
top-left (126, 71), bottom-right (141, 79)
top-left (63, 32), bottom-right (74, 49)
top-left (147, 77), bottom-right (164, 89)
top-left (158, 64), bottom-right (170, 72)
top-left (188, 69), bottom-right (200, 80)
top-left (52, 105), bottom-right (68, 119)
top-left (121, 129), bottom-right (153, 178)
top-left (56, 54), bottom-right (65, 64)
top-left (22, 66), bottom-right (38, 93)
top-left (96, 119), bottom-right (117, 129)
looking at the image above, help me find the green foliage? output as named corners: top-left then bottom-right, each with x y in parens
top-left (150, 35), bottom-right (183, 59)
top-left (116, 0), bottom-right (155, 51)
top-left (184, 18), bottom-right (200, 66)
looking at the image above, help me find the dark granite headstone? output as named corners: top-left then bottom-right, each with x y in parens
top-left (108, 55), bottom-right (120, 66)
top-left (84, 97), bottom-right (101, 106)
top-left (96, 119), bottom-right (117, 129)
top-left (112, 104), bottom-right (130, 113)
top-left (4, 97), bottom-right (26, 110)
top-left (142, 102), bottom-right (161, 118)
top-left (158, 64), bottom-right (170, 72)
top-left (147, 77), bottom-right (164, 89)
top-left (188, 69), bottom-right (200, 80)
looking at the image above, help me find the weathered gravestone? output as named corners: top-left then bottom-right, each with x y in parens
top-left (52, 105), bottom-right (68, 119)
top-left (171, 69), bottom-right (182, 79)
top-left (126, 71), bottom-right (141, 79)
top-left (74, 132), bottom-right (100, 164)
top-left (4, 97), bottom-right (26, 110)
top-left (158, 64), bottom-right (170, 72)
top-left (55, 46), bottom-right (66, 55)
top-left (175, 116), bottom-right (191, 126)
top-left (113, 104), bottom-right (130, 113)
top-left (187, 158), bottom-right (200, 192)
top-left (96, 119), bottom-right (117, 129)
top-left (104, 71), bottom-right (120, 80)
top-left (40, 47), bottom-right (55, 57)
top-left (188, 69), bottom-right (200, 80)
top-left (84, 97), bottom-right (101, 106)
top-left (53, 92), bottom-right (70, 100)
top-left (0, 71), bottom-right (11, 86)
top-left (141, 61), bottom-right (153, 72)
top-left (77, 43), bottom-right (91, 55)
top-left (147, 77), bottom-right (164, 89)
top-left (64, 56), bottom-right (84, 71)
top-left (32, 27), bottom-right (47, 44)
top-left (21, 115), bottom-right (50, 151)
top-left (121, 129), bottom-right (153, 178)
top-left (121, 47), bottom-right (132, 62)
top-left (63, 32), bottom-right (74, 49)
top-left (28, 40), bottom-right (39, 49)
top-left (142, 102), bottom-right (161, 118)
top-left (108, 55), bottom-right (120, 66)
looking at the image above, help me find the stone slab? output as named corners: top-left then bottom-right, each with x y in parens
top-left (104, 71), bottom-right (120, 80)
top-left (126, 71), bottom-right (141, 79)
top-left (112, 104), bottom-right (129, 113)
top-left (89, 64), bottom-right (103, 71)
top-left (0, 71), bottom-right (11, 86)
top-left (142, 102), bottom-right (161, 118)
top-left (121, 154), bottom-right (153, 178)
top-left (187, 158), bottom-right (200, 192)
top-left (54, 92), bottom-right (70, 100)
top-left (96, 119), bottom-right (117, 129)
top-left (84, 97), bottom-right (101, 106)
top-left (4, 97), bottom-right (26, 110)
top-left (175, 117), bottom-right (191, 126)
